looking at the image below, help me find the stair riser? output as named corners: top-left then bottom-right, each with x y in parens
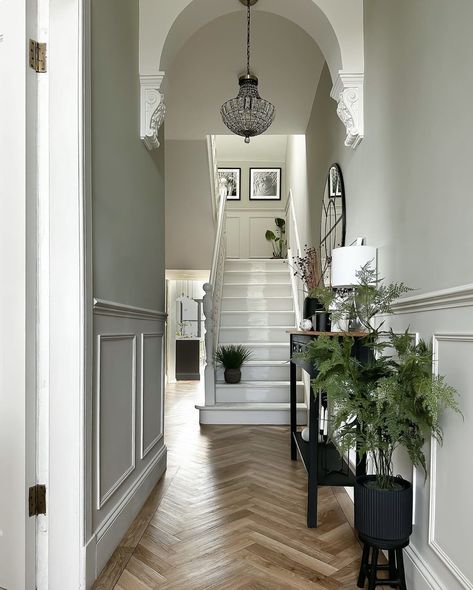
top-left (198, 407), bottom-right (307, 425)
top-left (216, 365), bottom-right (293, 382)
top-left (225, 260), bottom-right (287, 272)
top-left (220, 311), bottom-right (295, 327)
top-left (224, 272), bottom-right (289, 285)
top-left (235, 345), bottom-right (289, 361)
top-left (223, 284), bottom-right (292, 298)
top-left (216, 383), bottom-right (303, 403)
top-left (221, 298), bottom-right (294, 312)
top-left (219, 327), bottom-right (288, 343)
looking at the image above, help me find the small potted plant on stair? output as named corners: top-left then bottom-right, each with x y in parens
top-left (301, 264), bottom-right (461, 554)
top-left (215, 345), bottom-right (252, 384)
top-left (265, 217), bottom-right (287, 259)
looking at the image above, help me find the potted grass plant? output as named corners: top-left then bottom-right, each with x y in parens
top-left (289, 245), bottom-right (327, 320)
top-left (300, 264), bottom-right (461, 544)
top-left (215, 345), bottom-right (252, 384)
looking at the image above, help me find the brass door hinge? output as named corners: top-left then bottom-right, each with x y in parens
top-left (29, 39), bottom-right (47, 73)
top-left (29, 484), bottom-right (46, 517)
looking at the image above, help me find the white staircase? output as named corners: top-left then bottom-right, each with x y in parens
top-left (197, 258), bottom-right (306, 424)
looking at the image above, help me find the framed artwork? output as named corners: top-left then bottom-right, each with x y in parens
top-left (217, 168), bottom-right (241, 200)
top-left (249, 167), bottom-right (281, 201)
top-left (329, 164), bottom-right (343, 197)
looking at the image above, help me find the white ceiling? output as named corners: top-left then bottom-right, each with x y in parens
top-left (164, 10), bottom-right (325, 140)
top-left (216, 135), bottom-right (288, 162)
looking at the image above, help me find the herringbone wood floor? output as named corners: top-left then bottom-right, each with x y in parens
top-left (99, 380), bottom-right (374, 589)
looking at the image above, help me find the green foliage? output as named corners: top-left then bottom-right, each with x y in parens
top-left (265, 218), bottom-right (286, 258)
top-left (313, 262), bottom-right (412, 334)
top-left (215, 345), bottom-right (252, 369)
top-left (296, 267), bottom-right (461, 489)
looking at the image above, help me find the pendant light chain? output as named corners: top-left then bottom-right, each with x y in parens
top-left (246, 0), bottom-right (251, 75)
top-left (220, 0), bottom-right (275, 142)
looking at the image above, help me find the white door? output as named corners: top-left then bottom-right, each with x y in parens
top-left (0, 0), bottom-right (39, 588)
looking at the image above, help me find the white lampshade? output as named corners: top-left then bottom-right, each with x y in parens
top-left (331, 245), bottom-right (377, 288)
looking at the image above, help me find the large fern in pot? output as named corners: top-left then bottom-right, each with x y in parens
top-left (299, 266), bottom-right (461, 543)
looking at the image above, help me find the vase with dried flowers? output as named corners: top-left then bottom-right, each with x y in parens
top-left (289, 246), bottom-right (328, 321)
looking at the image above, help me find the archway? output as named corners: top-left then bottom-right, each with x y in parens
top-left (139, 0), bottom-right (364, 149)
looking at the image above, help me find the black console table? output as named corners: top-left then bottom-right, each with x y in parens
top-left (289, 330), bottom-right (370, 528)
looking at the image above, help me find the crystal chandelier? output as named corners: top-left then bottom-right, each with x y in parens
top-left (220, 0), bottom-right (275, 143)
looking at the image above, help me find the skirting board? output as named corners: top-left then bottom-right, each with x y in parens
top-left (85, 445), bottom-right (167, 588)
top-left (404, 544), bottom-right (445, 590)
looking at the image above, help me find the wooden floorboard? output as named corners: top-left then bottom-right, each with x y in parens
top-left (94, 380), bottom-right (379, 589)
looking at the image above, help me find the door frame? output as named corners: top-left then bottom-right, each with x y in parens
top-left (45, 0), bottom-right (90, 587)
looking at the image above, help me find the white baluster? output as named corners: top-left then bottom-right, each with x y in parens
top-left (203, 282), bottom-right (216, 405)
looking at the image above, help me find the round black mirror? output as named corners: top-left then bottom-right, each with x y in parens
top-left (320, 164), bottom-right (346, 285)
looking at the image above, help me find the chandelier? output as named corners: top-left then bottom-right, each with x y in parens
top-left (220, 0), bottom-right (275, 143)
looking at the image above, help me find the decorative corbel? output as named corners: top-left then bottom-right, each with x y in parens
top-left (331, 73), bottom-right (364, 149)
top-left (140, 73), bottom-right (166, 150)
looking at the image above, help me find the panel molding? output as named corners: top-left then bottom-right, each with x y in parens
top-left (96, 334), bottom-right (137, 510)
top-left (248, 215), bottom-right (277, 259)
top-left (140, 332), bottom-right (165, 460)
top-left (393, 284), bottom-right (473, 314)
top-left (93, 298), bottom-right (167, 321)
top-left (429, 333), bottom-right (473, 590)
top-left (226, 207), bottom-right (286, 213)
top-left (404, 544), bottom-right (445, 590)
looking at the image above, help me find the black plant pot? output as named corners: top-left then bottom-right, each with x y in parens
top-left (354, 475), bottom-right (413, 545)
top-left (303, 296), bottom-right (324, 320)
top-left (224, 368), bottom-right (241, 384)
top-left (312, 311), bottom-right (331, 332)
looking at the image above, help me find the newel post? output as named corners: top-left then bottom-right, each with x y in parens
top-left (203, 283), bottom-right (216, 405)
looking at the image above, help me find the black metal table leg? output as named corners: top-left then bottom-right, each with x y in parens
top-left (290, 348), bottom-right (297, 461)
top-left (307, 387), bottom-right (318, 528)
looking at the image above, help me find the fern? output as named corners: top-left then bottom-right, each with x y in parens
top-left (297, 328), bottom-right (461, 489)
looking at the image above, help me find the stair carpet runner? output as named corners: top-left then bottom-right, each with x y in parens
top-left (199, 258), bottom-right (306, 424)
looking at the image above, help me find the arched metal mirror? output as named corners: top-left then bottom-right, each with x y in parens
top-left (320, 164), bottom-right (346, 285)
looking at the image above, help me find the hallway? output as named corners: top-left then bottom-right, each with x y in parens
top-left (99, 381), bottom-right (365, 589)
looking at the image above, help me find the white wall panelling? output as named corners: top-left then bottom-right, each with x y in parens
top-left (141, 333), bottom-right (165, 459)
top-left (90, 300), bottom-right (167, 579)
top-left (386, 287), bottom-right (473, 590)
top-left (226, 217), bottom-right (240, 259)
top-left (429, 334), bottom-right (473, 590)
top-left (96, 334), bottom-right (137, 510)
top-left (226, 209), bottom-right (286, 259)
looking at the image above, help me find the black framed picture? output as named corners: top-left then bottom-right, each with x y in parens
top-left (329, 165), bottom-right (343, 197)
top-left (249, 168), bottom-right (281, 201)
top-left (217, 168), bottom-right (241, 200)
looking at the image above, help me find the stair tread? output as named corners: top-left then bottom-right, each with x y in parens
top-left (220, 325), bottom-right (293, 329)
top-left (222, 296), bottom-right (293, 300)
top-left (196, 402), bottom-right (307, 410)
top-left (223, 281), bottom-right (291, 290)
top-left (221, 310), bottom-right (294, 314)
top-left (221, 342), bottom-right (289, 347)
top-left (216, 380), bottom-right (303, 387)
top-left (224, 270), bottom-right (289, 275)
top-left (244, 360), bottom-right (290, 366)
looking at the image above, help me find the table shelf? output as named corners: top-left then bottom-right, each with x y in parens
top-left (289, 330), bottom-right (369, 528)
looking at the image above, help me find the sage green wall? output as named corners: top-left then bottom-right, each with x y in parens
top-left (91, 0), bottom-right (165, 311)
top-left (290, 2), bottom-right (473, 589)
top-left (301, 0), bottom-right (473, 294)
top-left (165, 140), bottom-right (214, 270)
